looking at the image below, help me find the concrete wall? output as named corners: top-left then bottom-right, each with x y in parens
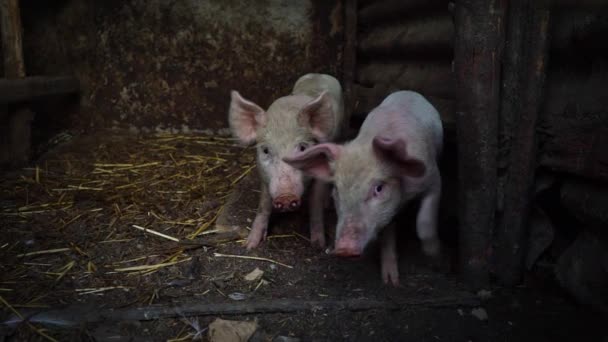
top-left (21, 0), bottom-right (343, 134)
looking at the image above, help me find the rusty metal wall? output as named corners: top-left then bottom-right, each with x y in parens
top-left (20, 0), bottom-right (343, 133)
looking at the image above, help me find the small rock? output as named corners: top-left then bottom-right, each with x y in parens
top-left (228, 292), bottom-right (247, 301)
top-left (166, 279), bottom-right (191, 287)
top-left (244, 268), bottom-right (264, 282)
top-left (208, 318), bottom-right (257, 342)
top-left (471, 307), bottom-right (488, 321)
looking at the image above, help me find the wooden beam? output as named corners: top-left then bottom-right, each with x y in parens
top-left (342, 0), bottom-right (358, 129)
top-left (495, 2), bottom-right (552, 286)
top-left (0, 76), bottom-right (80, 104)
top-left (22, 295), bottom-right (480, 325)
top-left (453, 0), bottom-right (506, 288)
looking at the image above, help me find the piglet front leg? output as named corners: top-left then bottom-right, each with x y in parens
top-left (246, 186), bottom-right (272, 250)
top-left (381, 223), bottom-right (399, 286)
top-left (309, 179), bottom-right (328, 248)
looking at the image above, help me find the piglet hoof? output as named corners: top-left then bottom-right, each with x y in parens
top-left (310, 227), bottom-right (325, 249)
top-left (245, 235), bottom-right (263, 250)
top-left (310, 230), bottom-right (326, 249)
top-left (245, 226), bottom-right (267, 250)
top-left (381, 260), bottom-right (400, 287)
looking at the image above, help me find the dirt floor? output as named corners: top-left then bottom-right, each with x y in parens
top-left (0, 132), bottom-right (606, 341)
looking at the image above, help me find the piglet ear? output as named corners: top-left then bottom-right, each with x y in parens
top-left (297, 91), bottom-right (335, 141)
top-left (372, 136), bottom-right (426, 178)
top-left (283, 143), bottom-right (341, 182)
top-left (228, 90), bottom-right (266, 145)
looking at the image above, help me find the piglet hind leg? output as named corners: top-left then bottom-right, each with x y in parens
top-left (309, 180), bottom-right (328, 248)
top-left (381, 223), bottom-right (400, 286)
top-left (246, 186), bottom-right (273, 250)
top-left (416, 176), bottom-right (442, 258)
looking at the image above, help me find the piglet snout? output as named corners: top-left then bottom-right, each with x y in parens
top-left (273, 194), bottom-right (300, 212)
top-left (334, 247), bottom-right (361, 258)
top-left (333, 238), bottom-right (362, 258)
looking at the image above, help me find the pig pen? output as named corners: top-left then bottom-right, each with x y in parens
top-left (0, 0), bottom-right (607, 341)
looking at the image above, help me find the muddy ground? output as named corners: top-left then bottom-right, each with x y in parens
top-left (0, 132), bottom-right (606, 341)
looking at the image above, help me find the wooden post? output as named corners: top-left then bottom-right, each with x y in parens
top-left (343, 0), bottom-right (357, 127)
top-left (496, 2), bottom-right (552, 286)
top-left (0, 0), bottom-right (34, 166)
top-left (453, 0), bottom-right (506, 288)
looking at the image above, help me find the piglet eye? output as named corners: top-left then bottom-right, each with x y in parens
top-left (374, 183), bottom-right (384, 196)
top-left (298, 143), bottom-right (307, 152)
top-left (261, 146), bottom-right (269, 155)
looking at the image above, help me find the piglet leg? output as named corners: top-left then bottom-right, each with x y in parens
top-left (246, 185), bottom-right (272, 250)
top-left (381, 223), bottom-right (400, 286)
top-left (309, 179), bottom-right (328, 248)
top-left (416, 175), bottom-right (442, 257)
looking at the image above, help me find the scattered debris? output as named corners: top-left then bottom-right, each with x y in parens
top-left (132, 224), bottom-right (179, 242)
top-left (471, 307), bottom-right (488, 321)
top-left (213, 252), bottom-right (293, 269)
top-left (244, 267), bottom-right (264, 282)
top-left (208, 318), bottom-right (258, 342)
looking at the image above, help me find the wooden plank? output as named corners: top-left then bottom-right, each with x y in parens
top-left (0, 76), bottom-right (80, 104)
top-left (358, 15), bottom-right (453, 56)
top-left (452, 0), bottom-right (506, 288)
top-left (357, 61), bottom-right (454, 99)
top-left (495, 2), bottom-right (552, 286)
top-left (359, 0), bottom-right (449, 24)
top-left (342, 0), bottom-right (357, 128)
top-left (22, 295), bottom-right (480, 325)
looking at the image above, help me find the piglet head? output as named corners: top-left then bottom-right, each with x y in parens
top-left (230, 90), bottom-right (336, 212)
top-left (285, 135), bottom-right (426, 257)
